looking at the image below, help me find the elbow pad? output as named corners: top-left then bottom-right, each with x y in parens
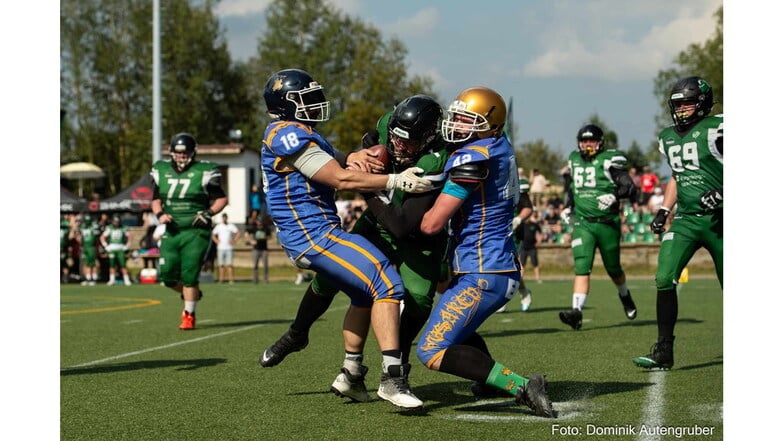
top-left (449, 162), bottom-right (489, 184)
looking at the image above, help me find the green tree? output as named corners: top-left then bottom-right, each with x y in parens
top-left (517, 139), bottom-right (566, 186)
top-left (248, 0), bottom-right (437, 152)
top-left (653, 7), bottom-right (723, 134)
top-left (60, 0), bottom-right (254, 195)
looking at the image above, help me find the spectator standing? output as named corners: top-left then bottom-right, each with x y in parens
top-left (212, 213), bottom-right (240, 284)
top-left (647, 186), bottom-right (665, 213)
top-left (639, 166), bottom-right (660, 207)
top-left (516, 210), bottom-right (543, 286)
top-left (249, 184), bottom-right (263, 224)
top-left (529, 168), bottom-right (548, 207)
top-left (60, 217), bottom-right (75, 283)
top-left (245, 216), bottom-right (272, 284)
top-left (101, 215), bottom-right (133, 286)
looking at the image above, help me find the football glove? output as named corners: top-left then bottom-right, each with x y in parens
top-left (192, 210), bottom-right (214, 228)
top-left (597, 193), bottom-right (617, 210)
top-left (386, 167), bottom-right (434, 193)
top-left (512, 216), bottom-right (523, 229)
top-left (560, 207), bottom-right (572, 224)
top-left (699, 188), bottom-right (723, 210)
top-left (650, 208), bottom-right (670, 234)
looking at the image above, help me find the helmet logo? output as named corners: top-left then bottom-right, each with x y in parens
top-left (697, 79), bottom-right (710, 93)
top-left (271, 78), bottom-right (284, 91)
top-left (391, 127), bottom-right (410, 139)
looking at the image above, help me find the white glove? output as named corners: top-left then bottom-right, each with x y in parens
top-left (512, 216), bottom-right (522, 229)
top-left (560, 207), bottom-right (572, 224)
top-left (386, 167), bottom-right (433, 193)
top-left (597, 193), bottom-right (617, 210)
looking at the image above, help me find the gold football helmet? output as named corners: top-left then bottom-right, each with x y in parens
top-left (441, 86), bottom-right (507, 143)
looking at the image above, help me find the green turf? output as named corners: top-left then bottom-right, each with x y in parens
top-left (61, 277), bottom-right (723, 441)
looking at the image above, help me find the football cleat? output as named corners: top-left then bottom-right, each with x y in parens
top-left (520, 288), bottom-right (533, 312)
top-left (559, 308), bottom-right (582, 330)
top-left (377, 364), bottom-right (423, 408)
top-left (515, 374), bottom-right (555, 418)
top-left (330, 365), bottom-right (371, 402)
top-left (619, 291), bottom-right (637, 319)
top-left (258, 329), bottom-right (309, 367)
top-left (633, 336), bottom-right (675, 369)
top-left (179, 310), bottom-right (195, 330)
top-left (495, 303), bottom-right (508, 313)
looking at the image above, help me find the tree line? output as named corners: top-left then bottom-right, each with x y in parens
top-left (60, 0), bottom-right (722, 196)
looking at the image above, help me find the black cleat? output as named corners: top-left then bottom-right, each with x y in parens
top-left (559, 308), bottom-right (583, 330)
top-left (258, 329), bottom-right (309, 367)
top-left (515, 374), bottom-right (555, 418)
top-left (633, 336), bottom-right (674, 369)
top-left (620, 291), bottom-right (637, 319)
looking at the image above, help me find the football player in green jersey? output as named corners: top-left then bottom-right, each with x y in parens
top-left (150, 133), bottom-right (228, 330)
top-left (633, 76), bottom-right (723, 369)
top-left (101, 215), bottom-right (133, 286)
top-left (77, 214), bottom-right (101, 285)
top-left (558, 124), bottom-right (639, 330)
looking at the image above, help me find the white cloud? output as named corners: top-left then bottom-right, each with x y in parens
top-left (381, 7), bottom-right (439, 38)
top-left (523, 0), bottom-right (722, 80)
top-left (213, 0), bottom-right (272, 17)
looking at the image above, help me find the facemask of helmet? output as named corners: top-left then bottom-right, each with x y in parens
top-left (169, 133), bottom-right (197, 170)
top-left (668, 76), bottom-right (714, 131)
top-left (263, 69), bottom-right (330, 124)
top-left (441, 87), bottom-right (506, 143)
top-left (387, 95), bottom-right (442, 167)
top-left (576, 124), bottom-right (604, 160)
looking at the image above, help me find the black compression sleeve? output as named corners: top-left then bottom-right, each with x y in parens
top-left (364, 191), bottom-right (439, 239)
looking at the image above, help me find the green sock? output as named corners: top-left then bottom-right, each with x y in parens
top-left (486, 362), bottom-right (528, 396)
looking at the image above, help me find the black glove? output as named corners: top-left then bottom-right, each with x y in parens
top-left (699, 189), bottom-right (723, 210)
top-left (650, 208), bottom-right (670, 234)
top-left (192, 210), bottom-right (214, 228)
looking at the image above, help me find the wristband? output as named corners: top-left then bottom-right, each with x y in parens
top-left (385, 174), bottom-right (396, 190)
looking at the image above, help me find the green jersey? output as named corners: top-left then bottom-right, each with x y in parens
top-left (567, 148), bottom-right (629, 218)
top-left (364, 110), bottom-right (450, 232)
top-left (657, 115), bottom-right (723, 214)
top-left (151, 160), bottom-right (222, 228)
top-left (79, 223), bottom-right (101, 247)
top-left (103, 224), bottom-right (129, 246)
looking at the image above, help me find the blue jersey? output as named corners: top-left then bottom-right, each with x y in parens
top-left (260, 120), bottom-right (343, 258)
top-left (444, 135), bottom-right (520, 273)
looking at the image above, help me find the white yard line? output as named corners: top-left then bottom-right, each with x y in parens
top-left (638, 370), bottom-right (666, 441)
top-left (62, 325), bottom-right (261, 370)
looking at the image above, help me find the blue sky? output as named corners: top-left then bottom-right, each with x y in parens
top-left (214, 0), bottom-right (723, 160)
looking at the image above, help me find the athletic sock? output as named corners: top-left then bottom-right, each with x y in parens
top-left (572, 293), bottom-right (587, 310)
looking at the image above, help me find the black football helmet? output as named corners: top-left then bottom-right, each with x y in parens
top-left (263, 68), bottom-right (330, 124)
top-left (387, 95), bottom-right (442, 167)
top-left (170, 132), bottom-right (197, 170)
top-left (668, 76), bottom-right (714, 131)
top-left (576, 124), bottom-right (604, 159)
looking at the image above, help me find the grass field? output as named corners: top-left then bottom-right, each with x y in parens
top-left (60, 277), bottom-right (723, 441)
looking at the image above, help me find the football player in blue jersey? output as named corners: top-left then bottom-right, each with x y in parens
top-left (417, 87), bottom-right (554, 418)
top-left (257, 68), bottom-right (432, 408)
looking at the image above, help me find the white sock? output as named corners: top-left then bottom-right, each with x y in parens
top-left (617, 282), bottom-right (629, 297)
top-left (343, 353), bottom-right (364, 375)
top-left (573, 293), bottom-right (587, 310)
top-left (184, 301), bottom-right (197, 313)
top-left (382, 355), bottom-right (403, 371)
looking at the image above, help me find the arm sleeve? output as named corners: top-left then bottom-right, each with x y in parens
top-left (206, 172), bottom-right (227, 200)
top-left (364, 191), bottom-right (440, 240)
top-left (610, 167), bottom-right (638, 201)
top-left (288, 145), bottom-right (334, 179)
top-left (562, 172), bottom-right (574, 210)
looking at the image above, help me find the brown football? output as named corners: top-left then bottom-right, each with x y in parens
top-left (366, 144), bottom-right (391, 172)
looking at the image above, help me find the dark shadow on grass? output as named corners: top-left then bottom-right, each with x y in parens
top-left (196, 319), bottom-right (301, 329)
top-left (60, 358), bottom-right (227, 376)
top-left (673, 357), bottom-right (723, 372)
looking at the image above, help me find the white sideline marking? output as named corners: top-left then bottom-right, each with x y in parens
top-left (638, 370), bottom-right (666, 441)
top-left (62, 325), bottom-right (261, 370)
top-left (62, 303), bottom-right (347, 371)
